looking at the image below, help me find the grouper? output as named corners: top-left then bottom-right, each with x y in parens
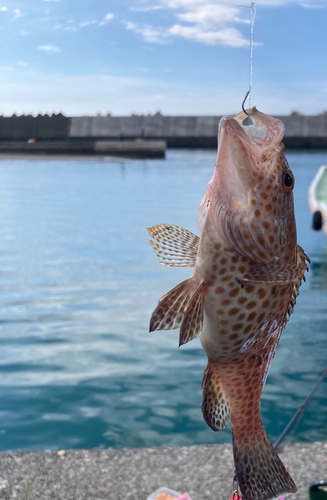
top-left (147, 108), bottom-right (309, 500)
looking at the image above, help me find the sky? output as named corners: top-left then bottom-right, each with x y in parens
top-left (0, 0), bottom-right (326, 116)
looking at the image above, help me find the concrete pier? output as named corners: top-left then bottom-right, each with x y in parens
top-left (0, 441), bottom-right (326, 500)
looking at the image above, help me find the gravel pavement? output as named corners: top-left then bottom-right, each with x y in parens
top-left (0, 442), bottom-right (326, 500)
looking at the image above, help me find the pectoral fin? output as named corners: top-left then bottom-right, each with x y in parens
top-left (150, 275), bottom-right (205, 346)
top-left (147, 224), bottom-right (199, 267)
top-left (179, 280), bottom-right (205, 346)
top-left (237, 245), bottom-right (310, 286)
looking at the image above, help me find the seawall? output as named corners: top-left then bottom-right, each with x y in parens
top-left (0, 113), bottom-right (327, 151)
top-left (0, 441), bottom-right (326, 500)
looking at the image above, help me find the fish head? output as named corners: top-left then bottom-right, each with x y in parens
top-left (198, 108), bottom-right (297, 263)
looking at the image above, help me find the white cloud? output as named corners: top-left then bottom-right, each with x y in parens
top-left (0, 6), bottom-right (8, 11)
top-left (175, 4), bottom-right (249, 27)
top-left (124, 21), bottom-right (171, 44)
top-left (130, 5), bottom-right (164, 11)
top-left (169, 24), bottom-right (249, 46)
top-left (125, 0), bottom-right (327, 47)
top-left (38, 45), bottom-right (61, 53)
top-left (125, 1), bottom-right (251, 46)
top-left (100, 13), bottom-right (114, 25)
top-left (43, 0), bottom-right (60, 2)
top-left (17, 61), bottom-right (29, 66)
top-left (13, 8), bottom-right (24, 18)
top-left (300, 2), bottom-right (325, 6)
top-left (79, 20), bottom-right (97, 28)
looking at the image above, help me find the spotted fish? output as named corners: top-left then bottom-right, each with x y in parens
top-left (147, 108), bottom-right (310, 500)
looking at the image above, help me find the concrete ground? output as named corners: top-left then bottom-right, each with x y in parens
top-left (0, 442), bottom-right (326, 500)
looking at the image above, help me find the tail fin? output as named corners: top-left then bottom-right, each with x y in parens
top-left (233, 427), bottom-right (297, 500)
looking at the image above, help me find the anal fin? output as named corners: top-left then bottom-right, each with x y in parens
top-left (147, 224), bottom-right (199, 267)
top-left (201, 362), bottom-right (230, 432)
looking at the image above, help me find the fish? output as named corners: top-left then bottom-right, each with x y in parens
top-left (147, 108), bottom-right (310, 500)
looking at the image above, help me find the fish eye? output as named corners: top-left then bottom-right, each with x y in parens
top-left (283, 171), bottom-right (294, 193)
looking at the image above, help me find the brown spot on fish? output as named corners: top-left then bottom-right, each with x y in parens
top-left (238, 297), bottom-right (247, 305)
top-left (219, 268), bottom-right (227, 275)
top-left (228, 307), bottom-right (239, 316)
top-left (233, 324), bottom-right (243, 331)
top-left (245, 301), bottom-right (256, 310)
top-left (222, 299), bottom-right (231, 307)
top-left (245, 284), bottom-right (254, 293)
top-left (255, 210), bottom-right (260, 217)
top-left (230, 288), bottom-right (240, 298)
top-left (215, 286), bottom-right (224, 294)
top-left (258, 289), bottom-right (266, 298)
top-left (247, 312), bottom-right (256, 321)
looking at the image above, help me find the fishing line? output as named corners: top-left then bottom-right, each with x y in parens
top-left (249, 2), bottom-right (256, 108)
top-left (240, 2), bottom-right (256, 114)
top-left (274, 368), bottom-right (327, 450)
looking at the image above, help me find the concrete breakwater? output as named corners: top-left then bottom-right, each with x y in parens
top-left (0, 139), bottom-right (166, 159)
top-left (0, 112), bottom-right (327, 151)
top-left (0, 442), bottom-right (326, 500)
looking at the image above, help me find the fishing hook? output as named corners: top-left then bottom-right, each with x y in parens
top-left (242, 90), bottom-right (250, 115)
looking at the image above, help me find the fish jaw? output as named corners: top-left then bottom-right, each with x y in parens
top-left (198, 109), bottom-right (297, 264)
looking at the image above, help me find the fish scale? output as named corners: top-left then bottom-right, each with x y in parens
top-left (147, 108), bottom-right (309, 500)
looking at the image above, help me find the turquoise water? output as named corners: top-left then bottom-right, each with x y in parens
top-left (0, 150), bottom-right (326, 452)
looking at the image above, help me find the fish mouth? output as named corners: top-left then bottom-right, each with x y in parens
top-left (216, 108), bottom-right (285, 203)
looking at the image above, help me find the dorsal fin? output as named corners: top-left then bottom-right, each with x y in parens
top-left (283, 245), bottom-right (310, 327)
top-left (201, 362), bottom-right (230, 432)
top-left (147, 224), bottom-right (199, 267)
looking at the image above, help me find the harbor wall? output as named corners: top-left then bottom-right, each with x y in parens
top-left (0, 112), bottom-right (327, 148)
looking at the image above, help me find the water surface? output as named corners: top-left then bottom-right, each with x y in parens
top-left (0, 150), bottom-right (326, 451)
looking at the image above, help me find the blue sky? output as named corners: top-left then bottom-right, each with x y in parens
top-left (0, 0), bottom-right (326, 116)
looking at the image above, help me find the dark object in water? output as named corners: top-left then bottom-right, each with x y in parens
top-left (309, 481), bottom-right (327, 500)
top-left (312, 211), bottom-right (323, 231)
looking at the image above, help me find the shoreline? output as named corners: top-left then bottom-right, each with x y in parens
top-left (0, 441), bottom-right (326, 500)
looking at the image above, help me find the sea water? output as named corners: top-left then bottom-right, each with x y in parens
top-left (0, 150), bottom-right (326, 451)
